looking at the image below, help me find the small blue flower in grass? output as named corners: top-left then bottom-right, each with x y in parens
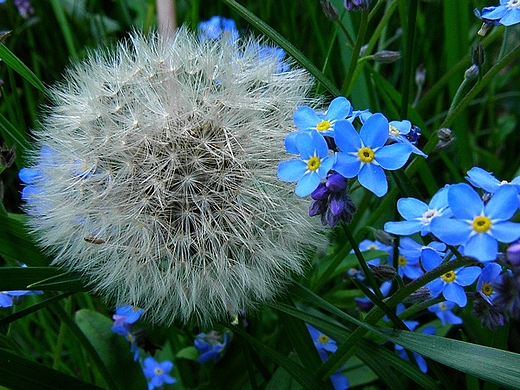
top-left (111, 305), bottom-right (145, 334)
top-left (198, 16), bottom-right (239, 42)
top-left (278, 131), bottom-right (334, 197)
top-left (428, 301), bottom-right (462, 326)
top-left (194, 331), bottom-right (231, 363)
top-left (0, 290), bottom-right (33, 308)
top-left (142, 357), bottom-right (176, 390)
top-left (388, 120), bottom-right (427, 158)
top-left (306, 325), bottom-right (349, 390)
top-left (307, 324), bottom-right (338, 355)
top-left (430, 183), bottom-right (520, 262)
top-left (477, 262), bottom-right (502, 305)
top-left (333, 114), bottom-right (412, 197)
top-left (358, 239), bottom-right (392, 266)
top-left (476, 0), bottom-right (520, 26)
top-left (422, 248), bottom-right (481, 307)
top-left (384, 185), bottom-right (451, 236)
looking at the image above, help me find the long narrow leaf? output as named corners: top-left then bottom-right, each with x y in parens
top-left (0, 44), bottom-right (46, 93)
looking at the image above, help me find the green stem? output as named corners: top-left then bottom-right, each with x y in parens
top-left (342, 223), bottom-right (383, 300)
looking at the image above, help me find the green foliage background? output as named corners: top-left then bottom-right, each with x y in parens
top-left (1, 0), bottom-right (520, 389)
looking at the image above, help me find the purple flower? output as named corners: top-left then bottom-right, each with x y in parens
top-left (333, 114), bottom-right (412, 197)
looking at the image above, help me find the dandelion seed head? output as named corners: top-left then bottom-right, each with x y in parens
top-left (21, 28), bottom-right (322, 326)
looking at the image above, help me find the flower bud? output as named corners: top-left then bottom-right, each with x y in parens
top-left (320, 0), bottom-right (339, 21)
top-left (368, 264), bottom-right (396, 281)
top-left (415, 64), bottom-right (426, 87)
top-left (464, 64), bottom-right (479, 80)
top-left (344, 0), bottom-right (370, 11)
top-left (374, 50), bottom-right (401, 64)
top-left (435, 128), bottom-right (455, 150)
top-left (506, 240), bottom-right (520, 268)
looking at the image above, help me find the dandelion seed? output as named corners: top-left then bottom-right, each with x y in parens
top-left (20, 28), bottom-right (322, 325)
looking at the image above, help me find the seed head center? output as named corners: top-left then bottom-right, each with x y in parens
top-left (472, 215), bottom-right (492, 233)
top-left (317, 120), bottom-right (331, 132)
top-left (358, 147), bottom-right (375, 163)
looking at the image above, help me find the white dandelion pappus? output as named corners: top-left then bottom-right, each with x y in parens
top-left (21, 27), bottom-right (324, 325)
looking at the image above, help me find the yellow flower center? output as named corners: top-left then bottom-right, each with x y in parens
top-left (472, 215), bottom-right (492, 233)
top-left (438, 302), bottom-right (447, 311)
top-left (307, 156), bottom-right (321, 171)
top-left (481, 283), bottom-right (494, 296)
top-left (154, 367), bottom-right (164, 376)
top-left (318, 334), bottom-right (330, 344)
top-left (317, 120), bottom-right (332, 132)
top-left (358, 147), bottom-right (375, 163)
top-left (441, 271), bottom-right (456, 283)
top-left (398, 255), bottom-right (407, 266)
top-left (389, 125), bottom-right (400, 136)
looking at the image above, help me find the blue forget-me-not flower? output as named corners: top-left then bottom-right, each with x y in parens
top-left (430, 183), bottom-right (520, 262)
top-left (333, 114), bottom-right (413, 197)
top-left (278, 131), bottom-right (334, 197)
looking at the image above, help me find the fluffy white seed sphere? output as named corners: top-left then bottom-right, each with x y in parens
top-left (22, 28), bottom-right (323, 325)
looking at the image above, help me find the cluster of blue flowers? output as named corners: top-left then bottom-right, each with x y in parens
top-left (378, 166), bottom-right (520, 329)
top-left (278, 97), bottom-right (426, 226)
top-left (110, 305), bottom-right (176, 389)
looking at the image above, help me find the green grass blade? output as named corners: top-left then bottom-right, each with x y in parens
top-left (0, 213), bottom-right (52, 266)
top-left (0, 44), bottom-right (46, 93)
top-left (0, 267), bottom-right (86, 292)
